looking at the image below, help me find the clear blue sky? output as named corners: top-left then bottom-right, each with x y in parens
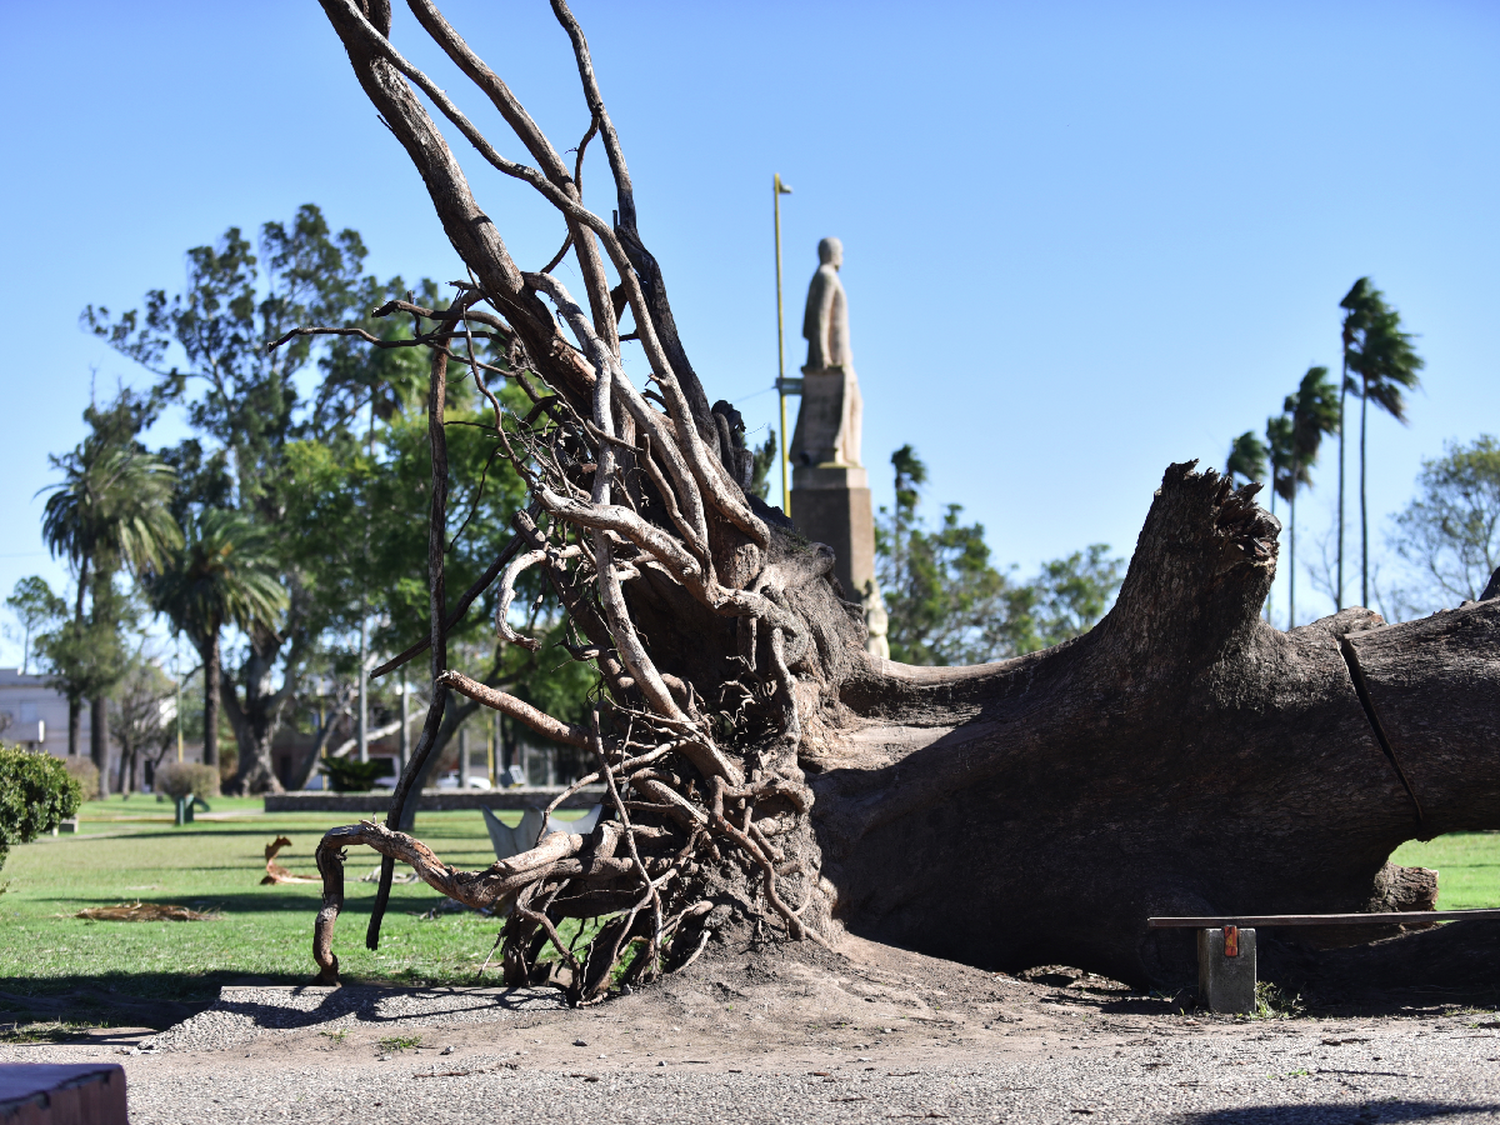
top-left (2, 1), bottom-right (1497, 665)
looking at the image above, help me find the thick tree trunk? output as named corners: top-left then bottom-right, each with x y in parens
top-left (223, 633), bottom-right (291, 795)
top-left (90, 695), bottom-right (110, 799)
top-left (809, 464), bottom-right (1500, 989)
top-left (200, 631), bottom-right (220, 770)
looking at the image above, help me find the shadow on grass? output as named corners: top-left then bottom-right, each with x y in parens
top-left (27, 889), bottom-right (484, 917)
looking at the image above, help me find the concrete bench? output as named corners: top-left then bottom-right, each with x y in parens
top-left (0, 1063), bottom-right (127, 1124)
top-left (1147, 909), bottom-right (1500, 1013)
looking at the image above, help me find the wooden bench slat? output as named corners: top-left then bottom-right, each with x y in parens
top-left (1147, 909), bottom-right (1500, 928)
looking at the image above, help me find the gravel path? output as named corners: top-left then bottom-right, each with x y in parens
top-left (5, 979), bottom-right (1499, 1123)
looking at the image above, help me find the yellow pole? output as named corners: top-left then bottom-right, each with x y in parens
top-left (774, 173), bottom-right (793, 516)
top-left (175, 635), bottom-right (183, 763)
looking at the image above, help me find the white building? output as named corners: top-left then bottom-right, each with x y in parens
top-left (0, 667), bottom-right (81, 757)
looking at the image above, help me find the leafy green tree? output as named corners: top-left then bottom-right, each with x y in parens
top-left (1391, 435), bottom-right (1500, 608)
top-left (40, 397), bottom-right (180, 789)
top-left (5, 577), bottom-right (66, 675)
top-left (1026, 546), bottom-right (1127, 648)
top-left (1341, 280), bottom-right (1424, 607)
top-left (1282, 367), bottom-right (1340, 625)
top-left (888, 445), bottom-right (928, 597)
top-left (877, 449), bottom-right (1123, 664)
top-left (749, 431), bottom-right (777, 501)
top-left (87, 205), bottom-right (409, 793)
top-left (1225, 431), bottom-right (1268, 488)
top-left (149, 509), bottom-right (287, 779)
top-left (87, 206), bottom-right (595, 793)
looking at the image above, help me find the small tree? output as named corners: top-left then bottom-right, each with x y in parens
top-left (1392, 435), bottom-right (1500, 609)
top-left (112, 657), bottom-right (177, 795)
top-left (5, 578), bottom-right (67, 676)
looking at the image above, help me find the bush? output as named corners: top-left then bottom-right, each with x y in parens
top-left (320, 757), bottom-right (391, 792)
top-left (0, 745), bottom-right (82, 873)
top-left (155, 761), bottom-right (221, 801)
top-left (61, 755), bottom-right (100, 801)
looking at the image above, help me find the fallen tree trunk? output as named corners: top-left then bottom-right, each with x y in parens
top-left (304, 1), bottom-right (1500, 1001)
top-left (812, 464), bottom-right (1500, 987)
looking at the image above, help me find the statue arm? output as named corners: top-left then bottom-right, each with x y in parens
top-left (803, 269), bottom-right (835, 367)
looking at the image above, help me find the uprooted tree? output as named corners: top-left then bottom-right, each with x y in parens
top-left (305, 0), bottom-right (1500, 1003)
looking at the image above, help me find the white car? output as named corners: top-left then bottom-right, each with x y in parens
top-left (435, 772), bottom-right (493, 790)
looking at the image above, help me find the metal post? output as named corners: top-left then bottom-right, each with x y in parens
top-left (773, 173), bottom-right (794, 516)
top-left (174, 635), bottom-right (184, 763)
top-left (357, 391), bottom-right (375, 764)
top-left (458, 724), bottom-right (470, 789)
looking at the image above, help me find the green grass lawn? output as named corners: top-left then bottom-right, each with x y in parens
top-left (2, 794), bottom-right (1496, 1035)
top-left (1390, 832), bottom-right (1500, 910)
top-left (0, 796), bottom-right (544, 1031)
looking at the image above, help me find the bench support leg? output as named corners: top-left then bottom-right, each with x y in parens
top-left (1197, 926), bottom-right (1257, 1014)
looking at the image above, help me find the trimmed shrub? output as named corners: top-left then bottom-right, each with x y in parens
top-left (155, 761), bottom-right (221, 802)
top-left (320, 757), bottom-right (391, 792)
top-left (61, 755), bottom-right (100, 801)
top-left (0, 745), bottom-right (82, 873)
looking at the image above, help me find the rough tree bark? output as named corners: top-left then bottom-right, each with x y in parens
top-left (304, 0), bottom-right (1500, 1002)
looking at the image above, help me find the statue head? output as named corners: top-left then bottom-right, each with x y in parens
top-left (817, 237), bottom-right (843, 269)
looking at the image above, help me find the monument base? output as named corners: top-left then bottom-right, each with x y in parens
top-left (791, 463), bottom-right (873, 602)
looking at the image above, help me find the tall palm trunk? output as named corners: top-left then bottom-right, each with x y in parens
top-left (67, 556), bottom-right (89, 758)
top-left (1360, 382), bottom-right (1369, 607)
top-left (201, 625), bottom-right (221, 769)
top-left (89, 563), bottom-right (113, 798)
top-left (1265, 486), bottom-right (1275, 624)
top-left (1337, 370), bottom-right (1347, 610)
top-left (1288, 475), bottom-right (1297, 627)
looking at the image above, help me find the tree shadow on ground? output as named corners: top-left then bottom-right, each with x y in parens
top-left (1174, 1101), bottom-right (1500, 1123)
top-left (0, 971), bottom-right (299, 1033)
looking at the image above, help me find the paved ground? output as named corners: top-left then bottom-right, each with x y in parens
top-left (5, 973), bottom-right (1499, 1124)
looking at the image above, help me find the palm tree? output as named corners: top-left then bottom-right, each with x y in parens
top-left (41, 443), bottom-right (180, 789)
top-left (1336, 278), bottom-right (1375, 609)
top-left (149, 509), bottom-right (287, 771)
top-left (1264, 414), bottom-right (1295, 624)
top-left (1226, 431), bottom-right (1268, 488)
top-left (1284, 367), bottom-right (1340, 626)
top-left (1344, 283), bottom-right (1424, 606)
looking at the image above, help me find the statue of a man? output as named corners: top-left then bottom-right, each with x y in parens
top-left (792, 237), bottom-right (863, 468)
top-left (803, 237), bottom-right (852, 370)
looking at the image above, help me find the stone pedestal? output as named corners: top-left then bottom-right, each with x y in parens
top-left (792, 464), bottom-right (873, 602)
top-left (1197, 926), bottom-right (1257, 1014)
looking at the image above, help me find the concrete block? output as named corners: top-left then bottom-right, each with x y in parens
top-left (0, 1063), bottom-right (127, 1125)
top-left (1197, 926), bottom-right (1257, 1013)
